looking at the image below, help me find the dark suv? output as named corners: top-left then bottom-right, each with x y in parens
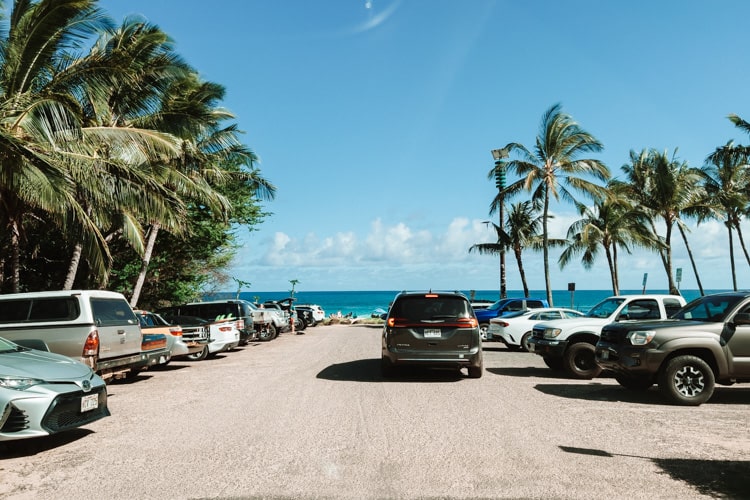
top-left (381, 291), bottom-right (483, 378)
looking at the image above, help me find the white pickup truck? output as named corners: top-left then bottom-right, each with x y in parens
top-left (527, 294), bottom-right (686, 379)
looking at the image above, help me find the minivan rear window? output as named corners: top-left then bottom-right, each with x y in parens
top-left (390, 296), bottom-right (470, 320)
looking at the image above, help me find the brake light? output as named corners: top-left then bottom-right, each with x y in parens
top-left (425, 294), bottom-right (439, 298)
top-left (83, 330), bottom-right (99, 356)
top-left (388, 317), bottom-right (409, 328)
top-left (456, 317), bottom-right (479, 328)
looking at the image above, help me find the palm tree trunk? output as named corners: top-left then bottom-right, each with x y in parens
top-left (662, 218), bottom-right (678, 294)
top-left (733, 221), bottom-right (750, 268)
top-left (612, 243), bottom-right (620, 294)
top-left (727, 221), bottom-right (737, 291)
top-left (513, 245), bottom-right (529, 297)
top-left (63, 242), bottom-right (83, 290)
top-left (130, 223), bottom-right (160, 308)
top-left (10, 219), bottom-right (21, 293)
top-left (677, 224), bottom-right (704, 296)
top-left (542, 188), bottom-right (553, 306)
top-left (605, 244), bottom-right (618, 295)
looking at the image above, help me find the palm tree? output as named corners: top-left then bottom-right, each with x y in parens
top-left (505, 201), bottom-right (555, 297)
top-left (501, 103), bottom-right (610, 305)
top-left (702, 141), bottom-right (750, 290)
top-left (617, 149), bottom-right (705, 294)
top-left (0, 0), bottom-right (116, 291)
top-left (558, 186), bottom-right (659, 295)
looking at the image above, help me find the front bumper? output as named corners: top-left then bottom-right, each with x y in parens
top-left (595, 342), bottom-right (664, 375)
top-left (527, 338), bottom-right (568, 358)
top-left (0, 381), bottom-right (109, 441)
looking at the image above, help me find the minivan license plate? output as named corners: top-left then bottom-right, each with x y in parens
top-left (81, 393), bottom-right (98, 412)
top-left (424, 329), bottom-right (441, 338)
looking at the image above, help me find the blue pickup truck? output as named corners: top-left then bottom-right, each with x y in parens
top-left (474, 297), bottom-right (549, 340)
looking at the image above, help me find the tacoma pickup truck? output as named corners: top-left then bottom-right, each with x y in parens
top-left (528, 294), bottom-right (685, 379)
top-left (596, 291), bottom-right (750, 405)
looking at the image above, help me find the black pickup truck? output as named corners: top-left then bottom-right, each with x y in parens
top-left (595, 291), bottom-right (750, 405)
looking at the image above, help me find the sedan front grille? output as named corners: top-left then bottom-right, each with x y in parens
top-left (41, 387), bottom-right (110, 433)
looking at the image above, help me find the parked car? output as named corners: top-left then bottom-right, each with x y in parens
top-left (159, 315), bottom-right (240, 361)
top-left (0, 290), bottom-right (149, 380)
top-left (470, 299), bottom-right (495, 310)
top-left (488, 307), bottom-right (585, 351)
top-left (157, 300), bottom-right (274, 343)
top-left (0, 336), bottom-right (110, 441)
top-left (295, 304), bottom-right (325, 326)
top-left (596, 291), bottom-right (750, 405)
top-left (136, 331), bottom-right (170, 375)
top-left (474, 297), bottom-right (550, 340)
top-left (134, 310), bottom-right (207, 360)
top-left (382, 291), bottom-right (483, 378)
top-left (528, 294), bottom-right (686, 379)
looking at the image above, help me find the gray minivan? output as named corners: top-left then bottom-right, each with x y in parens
top-left (0, 290), bottom-right (148, 379)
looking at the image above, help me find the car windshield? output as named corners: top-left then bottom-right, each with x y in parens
top-left (672, 295), bottom-right (745, 322)
top-left (585, 298), bottom-right (626, 318)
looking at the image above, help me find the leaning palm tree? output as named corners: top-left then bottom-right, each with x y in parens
top-left (558, 186), bottom-right (659, 295)
top-left (702, 141), bottom-right (750, 290)
top-left (501, 103), bottom-right (610, 305)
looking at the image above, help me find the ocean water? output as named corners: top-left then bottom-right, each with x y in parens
top-left (204, 288), bottom-right (717, 319)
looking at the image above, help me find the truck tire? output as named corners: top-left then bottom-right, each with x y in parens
top-left (615, 374), bottom-right (653, 391)
top-left (467, 361), bottom-right (483, 379)
top-left (258, 323), bottom-right (276, 341)
top-left (186, 345), bottom-right (208, 361)
top-left (658, 355), bottom-right (715, 406)
top-left (563, 342), bottom-right (602, 379)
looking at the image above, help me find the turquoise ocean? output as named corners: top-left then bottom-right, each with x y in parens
top-left (204, 289), bottom-right (719, 319)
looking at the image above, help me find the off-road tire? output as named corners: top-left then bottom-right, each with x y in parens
top-left (257, 324), bottom-right (276, 341)
top-left (562, 342), bottom-right (602, 379)
top-left (186, 345), bottom-right (208, 361)
top-left (658, 355), bottom-right (715, 406)
top-left (615, 374), bottom-right (653, 391)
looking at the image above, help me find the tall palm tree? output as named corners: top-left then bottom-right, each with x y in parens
top-left (505, 201), bottom-right (553, 297)
top-left (702, 141), bottom-right (750, 290)
top-left (0, 0), bottom-right (115, 291)
top-left (501, 103), bottom-right (610, 305)
top-left (558, 186), bottom-right (659, 295)
top-left (617, 149), bottom-right (705, 294)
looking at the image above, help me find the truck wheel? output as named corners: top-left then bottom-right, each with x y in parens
top-left (258, 324), bottom-right (276, 341)
top-left (543, 356), bottom-right (563, 370)
top-left (658, 355), bottom-right (715, 406)
top-left (563, 342), bottom-right (602, 379)
top-left (186, 345), bottom-right (208, 361)
top-left (615, 374), bottom-right (653, 391)
top-left (520, 332), bottom-right (532, 352)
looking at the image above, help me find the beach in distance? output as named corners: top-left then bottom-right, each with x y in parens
top-left (203, 289), bottom-right (719, 320)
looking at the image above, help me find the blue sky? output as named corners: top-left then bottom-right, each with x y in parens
top-left (99, 0), bottom-right (750, 293)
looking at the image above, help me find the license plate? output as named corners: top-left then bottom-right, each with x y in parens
top-left (81, 393), bottom-right (98, 412)
top-left (424, 329), bottom-right (441, 338)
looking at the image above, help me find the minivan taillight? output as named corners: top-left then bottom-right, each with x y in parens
top-left (83, 329), bottom-right (100, 356)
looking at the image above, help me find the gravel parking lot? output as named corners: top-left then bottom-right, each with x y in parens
top-left (1, 324), bottom-right (748, 499)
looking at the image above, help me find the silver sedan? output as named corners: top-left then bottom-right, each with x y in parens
top-left (0, 337), bottom-right (109, 441)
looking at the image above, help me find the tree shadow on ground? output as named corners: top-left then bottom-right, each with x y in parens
top-left (535, 382), bottom-right (750, 405)
top-left (317, 358), bottom-right (464, 383)
top-left (560, 446), bottom-right (750, 498)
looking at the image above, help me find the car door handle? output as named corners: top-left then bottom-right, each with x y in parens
top-left (117, 329), bottom-right (126, 334)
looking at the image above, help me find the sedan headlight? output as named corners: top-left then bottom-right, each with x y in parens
top-left (627, 330), bottom-right (656, 345)
top-left (543, 328), bottom-right (563, 339)
top-left (0, 376), bottom-right (45, 391)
